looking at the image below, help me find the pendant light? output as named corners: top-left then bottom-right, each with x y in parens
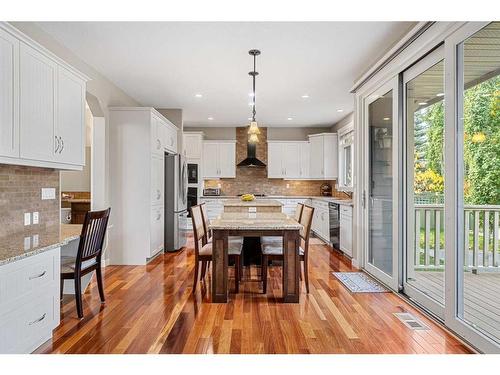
top-left (247, 49), bottom-right (261, 142)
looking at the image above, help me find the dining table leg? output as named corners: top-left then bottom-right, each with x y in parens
top-left (282, 229), bottom-right (300, 303)
top-left (212, 229), bottom-right (229, 303)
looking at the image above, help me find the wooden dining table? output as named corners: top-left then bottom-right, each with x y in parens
top-left (209, 211), bottom-right (302, 303)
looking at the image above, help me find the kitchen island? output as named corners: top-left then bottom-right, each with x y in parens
top-left (209, 212), bottom-right (302, 303)
top-left (223, 199), bottom-right (283, 213)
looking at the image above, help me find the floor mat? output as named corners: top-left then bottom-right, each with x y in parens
top-left (332, 272), bottom-right (389, 293)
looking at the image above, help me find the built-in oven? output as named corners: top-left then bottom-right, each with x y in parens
top-left (329, 202), bottom-right (340, 250)
top-left (187, 163), bottom-right (198, 184)
top-left (187, 187), bottom-right (198, 217)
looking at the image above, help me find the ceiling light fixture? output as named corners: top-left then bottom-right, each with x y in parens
top-left (247, 49), bottom-right (261, 143)
top-left (337, 109), bottom-right (344, 113)
top-left (208, 117), bottom-right (214, 121)
top-left (195, 93), bottom-right (203, 98)
top-left (287, 117), bottom-right (293, 121)
top-left (383, 117), bottom-right (390, 121)
top-left (301, 94), bottom-right (310, 98)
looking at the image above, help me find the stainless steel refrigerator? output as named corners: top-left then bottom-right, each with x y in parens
top-left (165, 153), bottom-right (188, 251)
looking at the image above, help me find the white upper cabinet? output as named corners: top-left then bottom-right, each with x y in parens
top-left (267, 141), bottom-right (310, 179)
top-left (0, 28), bottom-right (19, 158)
top-left (308, 133), bottom-right (338, 179)
top-left (202, 141), bottom-right (236, 178)
top-left (151, 115), bottom-right (178, 155)
top-left (55, 65), bottom-right (85, 166)
top-left (19, 42), bottom-right (57, 163)
top-left (0, 23), bottom-right (88, 170)
top-left (183, 131), bottom-right (203, 159)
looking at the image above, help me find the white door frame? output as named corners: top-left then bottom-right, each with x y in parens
top-left (443, 21), bottom-right (500, 353)
top-left (362, 76), bottom-right (401, 291)
top-left (402, 45), bottom-right (446, 319)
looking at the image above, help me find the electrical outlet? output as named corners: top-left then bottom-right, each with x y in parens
top-left (32, 212), bottom-right (39, 224)
top-left (32, 234), bottom-right (39, 247)
top-left (41, 188), bottom-right (56, 200)
top-left (24, 212), bottom-right (31, 226)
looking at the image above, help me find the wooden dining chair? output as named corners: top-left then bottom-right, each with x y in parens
top-left (200, 202), bottom-right (243, 245)
top-left (260, 202), bottom-right (304, 246)
top-left (261, 204), bottom-right (314, 294)
top-left (60, 208), bottom-right (111, 319)
top-left (190, 204), bottom-right (243, 293)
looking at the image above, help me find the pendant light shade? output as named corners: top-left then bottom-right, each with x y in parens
top-left (248, 121), bottom-right (261, 135)
top-left (249, 133), bottom-right (259, 143)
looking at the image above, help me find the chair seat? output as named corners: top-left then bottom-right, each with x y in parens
top-left (207, 236), bottom-right (244, 245)
top-left (61, 256), bottom-right (98, 274)
top-left (260, 236), bottom-right (282, 245)
top-left (200, 241), bottom-right (243, 257)
top-left (261, 243), bottom-right (304, 256)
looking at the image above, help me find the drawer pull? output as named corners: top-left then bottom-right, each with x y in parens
top-left (29, 271), bottom-right (46, 280)
top-left (29, 313), bottom-right (46, 326)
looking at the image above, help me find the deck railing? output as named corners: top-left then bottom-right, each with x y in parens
top-left (413, 204), bottom-right (500, 271)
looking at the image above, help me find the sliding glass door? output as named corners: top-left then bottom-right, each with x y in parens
top-left (445, 21), bottom-right (500, 352)
top-left (403, 46), bottom-right (446, 318)
top-left (364, 78), bottom-right (400, 290)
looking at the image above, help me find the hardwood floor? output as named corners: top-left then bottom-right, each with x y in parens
top-left (35, 237), bottom-right (472, 354)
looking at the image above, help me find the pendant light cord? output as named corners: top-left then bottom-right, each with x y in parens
top-left (252, 53), bottom-right (257, 122)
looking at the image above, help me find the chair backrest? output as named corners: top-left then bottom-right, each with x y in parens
top-left (76, 208), bottom-right (111, 265)
top-left (190, 204), bottom-right (206, 255)
top-left (294, 203), bottom-right (304, 222)
top-left (200, 202), bottom-right (211, 240)
top-left (299, 205), bottom-right (314, 256)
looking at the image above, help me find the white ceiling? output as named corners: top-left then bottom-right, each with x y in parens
top-left (37, 22), bottom-right (414, 127)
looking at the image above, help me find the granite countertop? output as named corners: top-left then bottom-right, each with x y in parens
top-left (62, 198), bottom-right (91, 203)
top-left (0, 225), bottom-right (81, 266)
top-left (201, 195), bottom-right (353, 206)
top-left (223, 199), bottom-right (283, 207)
top-left (209, 212), bottom-right (302, 231)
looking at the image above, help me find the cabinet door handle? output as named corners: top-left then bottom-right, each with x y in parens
top-left (156, 189), bottom-right (161, 199)
top-left (157, 212), bottom-right (161, 220)
top-left (54, 136), bottom-right (60, 153)
top-left (60, 137), bottom-right (64, 153)
top-left (157, 139), bottom-right (161, 150)
top-left (29, 313), bottom-right (46, 325)
top-left (29, 270), bottom-right (46, 280)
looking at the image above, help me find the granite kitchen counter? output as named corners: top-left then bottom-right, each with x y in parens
top-left (0, 225), bottom-right (81, 266)
top-left (201, 195), bottom-right (353, 206)
top-left (223, 199), bottom-right (283, 207)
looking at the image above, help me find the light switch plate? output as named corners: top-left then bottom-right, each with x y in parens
top-left (32, 212), bottom-right (39, 224)
top-left (41, 188), bottom-right (56, 200)
top-left (248, 207), bottom-right (257, 213)
top-left (24, 212), bottom-right (31, 226)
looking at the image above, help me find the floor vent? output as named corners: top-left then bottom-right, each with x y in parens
top-left (393, 312), bottom-right (429, 330)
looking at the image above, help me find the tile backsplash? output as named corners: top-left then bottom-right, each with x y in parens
top-left (0, 165), bottom-right (60, 237)
top-left (204, 127), bottom-right (344, 197)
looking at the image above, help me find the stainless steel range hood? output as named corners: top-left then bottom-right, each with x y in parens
top-left (237, 142), bottom-right (266, 167)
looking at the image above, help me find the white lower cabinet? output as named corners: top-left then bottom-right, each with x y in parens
top-left (311, 199), bottom-right (330, 243)
top-left (0, 247), bottom-right (60, 353)
top-left (340, 205), bottom-right (353, 257)
top-left (150, 206), bottom-right (164, 257)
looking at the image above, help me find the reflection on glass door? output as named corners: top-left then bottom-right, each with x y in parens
top-left (403, 47), bottom-right (445, 317)
top-left (365, 79), bottom-right (399, 289)
top-left (458, 22), bottom-right (500, 345)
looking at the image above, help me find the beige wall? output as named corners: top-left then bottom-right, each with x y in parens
top-left (184, 126), bottom-right (331, 141)
top-left (185, 127), bottom-right (236, 140)
top-left (60, 147), bottom-right (91, 192)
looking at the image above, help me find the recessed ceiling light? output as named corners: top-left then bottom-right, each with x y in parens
top-left (287, 117), bottom-right (293, 121)
top-left (301, 94), bottom-right (310, 99)
top-left (208, 117), bottom-right (214, 121)
top-left (337, 109), bottom-right (344, 113)
top-left (195, 93), bottom-right (203, 98)
top-left (419, 102), bottom-right (428, 105)
top-left (383, 117), bottom-right (391, 121)
top-left (436, 93), bottom-right (444, 97)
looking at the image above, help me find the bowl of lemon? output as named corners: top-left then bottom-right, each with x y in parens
top-left (240, 194), bottom-right (255, 202)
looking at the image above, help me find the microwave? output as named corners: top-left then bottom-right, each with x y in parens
top-left (203, 188), bottom-right (221, 196)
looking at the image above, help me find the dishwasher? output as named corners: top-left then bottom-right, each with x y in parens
top-left (329, 202), bottom-right (340, 250)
